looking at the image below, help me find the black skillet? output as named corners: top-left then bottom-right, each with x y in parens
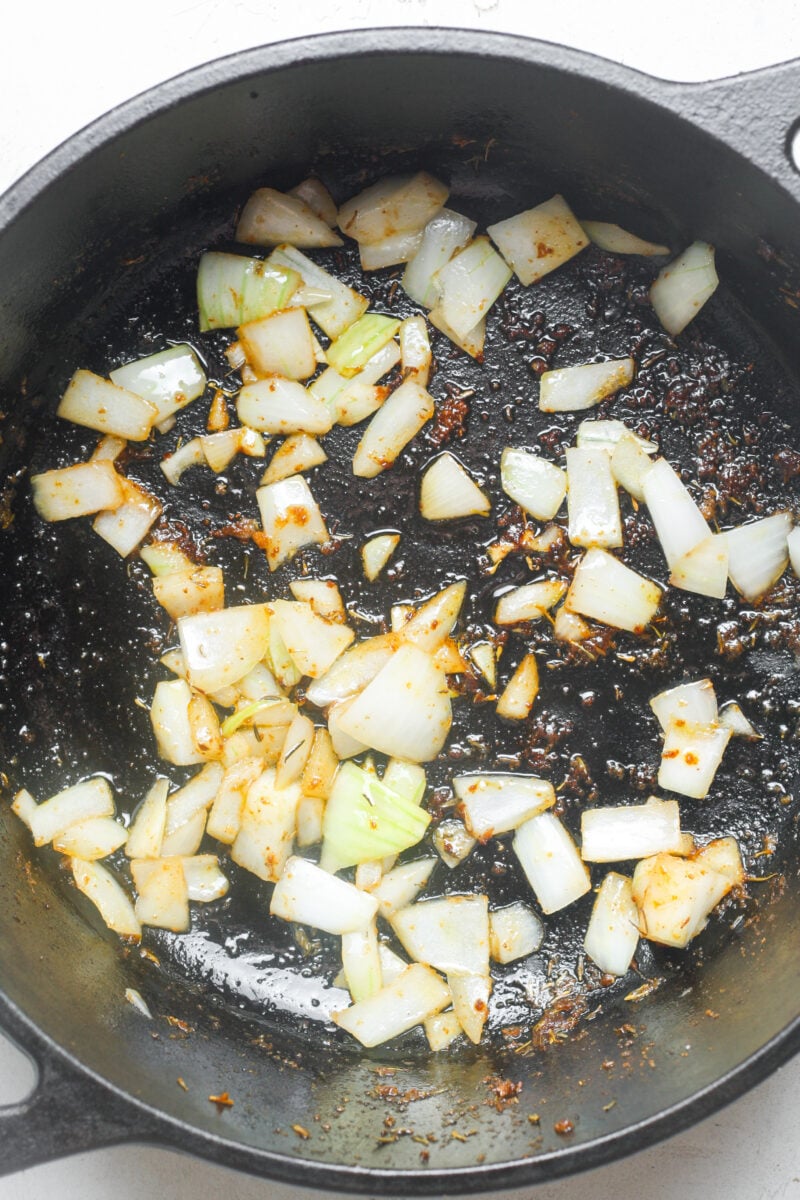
top-left (1, 28), bottom-right (800, 1194)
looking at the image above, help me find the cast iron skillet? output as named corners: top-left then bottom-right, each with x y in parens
top-left (1, 28), bottom-right (800, 1194)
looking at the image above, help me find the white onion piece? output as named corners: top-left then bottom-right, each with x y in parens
top-left (334, 962), bottom-right (450, 1048)
top-left (296, 795), bottom-right (325, 847)
top-left (236, 187), bottom-right (343, 248)
top-left (669, 534), bottom-right (729, 600)
top-left (390, 895), bottom-right (489, 977)
top-left (71, 858), bottom-right (140, 939)
top-left (57, 369), bottom-right (157, 441)
top-left (10, 788), bottom-right (38, 832)
top-left (539, 358), bottom-right (634, 413)
top-left (355, 860), bottom-right (384, 892)
top-left (650, 679), bottom-right (718, 732)
top-left (198, 254), bottom-right (300, 332)
top-left (206, 757), bottom-right (263, 844)
top-left (238, 308), bottom-right (317, 381)
top-left (489, 902), bottom-right (544, 964)
top-left (719, 701), bottom-right (760, 739)
top-left (269, 244), bottom-right (368, 339)
top-left (584, 872), bottom-right (639, 976)
top-left (53, 816), bottom-right (127, 860)
top-left (399, 581), bottom-right (466, 655)
top-left (180, 854), bottom-right (229, 902)
top-left (269, 599), bottom-right (354, 678)
top-left (110, 344), bottom-right (206, 425)
top-left (31, 461), bottom-right (125, 522)
top-left (275, 712), bottom-right (315, 789)
top-left (179, 604), bottom-right (270, 694)
top-left (494, 580), bottom-right (566, 625)
top-left (230, 770), bottom-right (300, 883)
top-left (326, 698), bottom-right (369, 760)
top-left (360, 229), bottom-right (424, 270)
top-left (724, 511), bottom-right (792, 601)
top-left (27, 777), bottom-right (115, 848)
top-left (288, 178), bottom-right (338, 226)
top-left (658, 720), bottom-right (732, 800)
top-left (271, 855), bottom-right (378, 932)
top-left (153, 566), bottom-right (225, 621)
top-left (468, 640), bottom-right (497, 687)
top-left (336, 644), bottom-right (451, 762)
top-left (488, 194), bottom-right (588, 285)
top-left (428, 307), bottom-right (485, 358)
top-left (235, 378), bottom-right (331, 436)
top-left (694, 836), bottom-right (744, 886)
top-left (237, 661), bottom-right (284, 701)
top-left (352, 378), bottom-right (434, 478)
top-left (432, 236), bottom-right (512, 340)
top-left (131, 858), bottom-right (189, 932)
top-left (124, 988), bottom-right (152, 1018)
top-left (338, 172), bottom-right (448, 245)
top-left (611, 433), bottom-right (656, 502)
top-left (447, 972), bottom-right (491, 1045)
top-left (126, 778), bottom-right (169, 859)
top-left (256, 474), bottom-right (329, 571)
top-left (580, 221), bottom-right (669, 257)
top-left (311, 345), bottom-right (398, 426)
top-left (305, 634), bottom-right (396, 708)
top-left (93, 478), bottom-right (162, 557)
top-left (566, 447), bottom-right (622, 549)
top-left (513, 811), bottom-right (591, 914)
top-left (424, 1009), bottom-right (462, 1052)
top-left (565, 548), bottom-right (661, 633)
top-left (580, 797), bottom-right (682, 862)
top-left (140, 541), bottom-right (193, 577)
top-left (160, 438), bottom-right (206, 486)
top-left (342, 920), bottom-right (382, 1002)
top-left (399, 316), bottom-right (431, 386)
top-left (419, 453), bottom-right (490, 521)
top-left (289, 579), bottom-right (346, 624)
top-left (91, 434), bottom-right (127, 462)
top-left (577, 419), bottom-right (657, 457)
top-left (500, 448), bottom-right (566, 521)
top-left (454, 773), bottom-right (555, 842)
top-left (362, 533), bottom-right (400, 581)
top-left (378, 942), bottom-right (408, 986)
top-left (632, 852), bottom-right (732, 948)
top-left (642, 458), bottom-right (710, 569)
top-left (496, 654), bottom-right (540, 720)
top-left (260, 434), bottom-right (327, 485)
top-left (163, 763), bottom-right (223, 840)
top-left (334, 382), bottom-right (385, 427)
top-left (787, 526), bottom-right (800, 576)
top-left (553, 605), bottom-right (591, 643)
top-left (369, 858), bottom-right (437, 918)
top-left (650, 241), bottom-right (718, 336)
top-left (403, 208), bottom-right (477, 307)
top-left (432, 818), bottom-right (476, 868)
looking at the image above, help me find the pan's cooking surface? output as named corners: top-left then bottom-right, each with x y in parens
top-left (1, 168), bottom-right (798, 1064)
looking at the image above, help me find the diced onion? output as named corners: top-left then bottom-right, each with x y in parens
top-left (650, 241), bottom-right (718, 336)
top-left (632, 852), bottom-right (732, 948)
top-left (126, 778), bottom-right (169, 859)
top-left (288, 178), bottom-right (338, 227)
top-left (269, 244), bottom-right (368, 339)
top-left (565, 548), bottom-right (661, 633)
top-left (289, 579), bottom-right (346, 625)
top-left (539, 358), bottom-right (634, 413)
top-left (424, 1009), bottom-right (462, 1052)
top-left (399, 316), bottom-right (432, 386)
top-left (93, 478), bottom-right (162, 557)
top-left (238, 308), bottom-right (317, 381)
top-left (650, 678), bottom-right (718, 732)
top-left (235, 378), bottom-right (331, 437)
top-left (178, 604), bottom-right (270, 695)
top-left (153, 566), bottom-right (225, 621)
top-left (496, 654), bottom-right (539, 720)
top-left (390, 895), bottom-right (489, 977)
top-left (269, 599), bottom-right (354, 678)
top-left (32, 461), bottom-right (125, 522)
top-left (326, 314), bottom-right (401, 378)
top-left (694, 836), bottom-right (744, 886)
top-left (359, 229), bottom-right (424, 271)
top-left (467, 640), bottom-right (497, 687)
top-left (403, 208), bottom-right (477, 308)
top-left (163, 763), bottom-right (223, 839)
top-left (369, 858), bottom-right (437, 918)
top-left (642, 458), bottom-right (710, 570)
top-left (236, 187), bottom-right (343, 248)
top-left (419, 453), bottom-right (490, 521)
top-left (455, 772), bottom-right (554, 842)
top-left (432, 818), bottom-right (476, 868)
top-left (261, 433), bottom-right (327, 484)
top-left (271, 855), bottom-right (378, 933)
top-left (724, 511), bottom-right (791, 602)
top-left (338, 172), bottom-right (449, 245)
top-left (52, 815), bottom-right (126, 860)
top-left (787, 525), bottom-right (800, 576)
top-left (576, 419), bottom-right (657, 457)
top-left (131, 857), bottom-right (190, 932)
top-left (333, 962), bottom-right (450, 1047)
top-left (428, 307), bottom-right (485, 359)
top-left (197, 252), bottom-right (300, 332)
top-left (611, 433), bottom-right (657, 502)
top-left (658, 720), bottom-right (731, 800)
top-left (488, 194), bottom-right (588, 285)
top-left (110, 344), bottom-right (206, 425)
top-left (566, 447), bottom-right (622, 549)
top-left (352, 378), bottom-right (434, 479)
top-left (513, 811), bottom-right (591, 914)
top-left (580, 797), bottom-right (682, 862)
top-left (500, 448), bottom-right (566, 521)
top-left (27, 777), bottom-right (115, 848)
top-left (584, 872), bottom-right (639, 976)
top-left (180, 854), bottom-right (229, 902)
top-left (305, 634), bottom-right (396, 708)
top-left (719, 701), bottom-right (760, 739)
top-left (342, 920), bottom-right (383, 1001)
top-left (57, 369), bottom-right (157, 441)
top-left (489, 902), bottom-right (544, 964)
top-left (206, 757), bottom-right (263, 844)
top-left (275, 711), bottom-right (316, 789)
top-left (256, 474), bottom-right (329, 571)
top-left (494, 580), bottom-right (566, 625)
top-left (432, 236), bottom-right (512, 340)
top-left (160, 438), bottom-right (206, 486)
top-left (362, 533), bottom-right (400, 581)
top-left (447, 972), bottom-right (491, 1045)
top-left (580, 221), bottom-right (669, 257)
top-left (399, 581), bottom-right (467, 654)
top-left (296, 795), bottom-right (325, 847)
top-left (231, 770), bottom-right (300, 883)
top-left (669, 534), bottom-right (729, 600)
top-left (71, 858), bottom-right (140, 939)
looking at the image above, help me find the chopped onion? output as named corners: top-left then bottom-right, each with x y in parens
top-left (31, 461), bottom-right (125, 522)
top-left (271, 855), bottom-right (378, 932)
top-left (110, 344), bottom-right (206, 425)
top-left (334, 962), bottom-right (450, 1048)
top-left (178, 604), bottom-right (270, 695)
top-left (57, 369), bottom-right (157, 441)
top-left (513, 811), bottom-right (591, 914)
top-left (467, 640), bottom-right (497, 688)
top-left (489, 902), bottom-right (544, 964)
top-left (611, 433), bottom-right (657, 502)
top-left (650, 241), bottom-right (718, 336)
top-left (342, 920), bottom-right (382, 1001)
top-left (390, 894), bottom-right (489, 977)
top-left (140, 541), bottom-right (192, 576)
top-left (400, 581), bottom-right (467, 654)
top-left (487, 194), bottom-right (588, 285)
top-left (399, 316), bottom-right (431, 386)
top-left (256, 474), bottom-right (329, 571)
top-left (566, 447), bottom-right (622, 549)
top-left (180, 854), bottom-right (229, 902)
top-left (553, 605), bottom-right (591, 643)
top-left (234, 379), bottom-right (331, 437)
top-left (719, 701), bottom-right (760, 739)
top-left (124, 988), bottom-right (152, 1018)
top-left (10, 788), bottom-right (38, 832)
top-left (577, 419), bottom-right (657, 457)
top-left (500, 447), bottom-right (566, 521)
top-left (362, 533), bottom-right (400, 581)
top-left (584, 872), bottom-right (639, 976)
top-left (238, 308), bottom-right (317, 381)
top-left (424, 1009), bottom-right (462, 1052)
top-left (580, 221), bottom-right (669, 257)
top-left (428, 306), bottom-right (485, 359)
top-left (419, 453), bottom-right (490, 521)
top-left (236, 187), bottom-right (343, 248)
top-left (494, 580), bottom-right (566, 625)
top-left (269, 599), bottom-right (354, 678)
top-left (319, 761), bottom-right (431, 873)
top-left (694, 835), bottom-right (744, 886)
top-left (658, 720), bottom-right (731, 800)
top-left (305, 633), bottom-right (396, 708)
top-left (93, 477), bottom-right (162, 557)
top-left (296, 795), bottom-right (325, 847)
top-left (377, 942), bottom-right (408, 986)
top-left (206, 757), bottom-right (263, 844)
top-left (163, 763), bottom-right (223, 841)
top-left (53, 815), bottom-right (127, 860)
top-left (632, 852), bottom-right (732, 948)
top-left (261, 433), bottom-right (327, 484)
top-left (724, 511), bottom-right (792, 601)
top-left (326, 314), bottom-right (401, 378)
top-left (352, 378), bottom-right (434, 478)
top-left (126, 777), bottom-right (169, 858)
top-left (269, 244), bottom-right (368, 339)
top-left (275, 711), bottom-right (315, 788)
top-left (580, 797), bottom-right (682, 862)
top-left (288, 178), bottom-right (338, 227)
top-left (197, 252), bottom-right (300, 332)
top-left (369, 858), bottom-right (437, 918)
top-left (447, 972), bottom-right (491, 1045)
top-left (382, 760), bottom-right (427, 806)
top-left (289, 579), bottom-right (346, 624)
top-left (27, 777), bottom-right (115, 848)
top-left (71, 858), bottom-right (140, 939)
top-left (650, 678), bottom-right (718, 732)
top-left (432, 236), bottom-right (512, 340)
top-left (670, 534), bottom-right (729, 600)
top-left (160, 437), bottom-right (206, 485)
top-left (153, 566), bottom-right (225, 621)
top-left (360, 229), bottom-right (424, 271)
top-left (230, 769), bottom-right (300, 882)
top-left (333, 381), bottom-right (385, 427)
top-left (91, 434), bottom-right (127, 462)
top-left (131, 857), bottom-right (189, 932)
top-left (565, 548), bottom-right (661, 633)
top-left (539, 357), bottom-right (634, 413)
top-left (454, 772), bottom-right (555, 841)
top-left (403, 208), bottom-right (477, 308)
top-left (787, 525), bottom-right (800, 576)
top-left (432, 818), bottom-right (476, 868)
top-left (338, 172), bottom-right (448, 245)
top-left (496, 654), bottom-right (539, 720)
top-left (642, 458), bottom-right (710, 569)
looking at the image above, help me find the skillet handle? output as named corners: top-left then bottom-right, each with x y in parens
top-left (664, 58), bottom-right (800, 201)
top-left (0, 1013), bottom-right (160, 1176)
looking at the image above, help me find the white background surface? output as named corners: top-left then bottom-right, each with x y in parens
top-left (2, 1), bottom-right (800, 1198)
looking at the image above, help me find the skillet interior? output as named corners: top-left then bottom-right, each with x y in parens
top-left (1, 33), bottom-right (799, 1191)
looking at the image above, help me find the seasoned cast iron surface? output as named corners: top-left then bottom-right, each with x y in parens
top-left (1, 176), bottom-right (799, 1059)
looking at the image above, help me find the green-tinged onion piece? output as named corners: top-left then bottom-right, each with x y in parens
top-left (197, 251), bottom-right (301, 332)
top-left (220, 697), bottom-right (282, 738)
top-left (326, 314), bottom-right (401, 378)
top-left (319, 761), bottom-right (431, 873)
